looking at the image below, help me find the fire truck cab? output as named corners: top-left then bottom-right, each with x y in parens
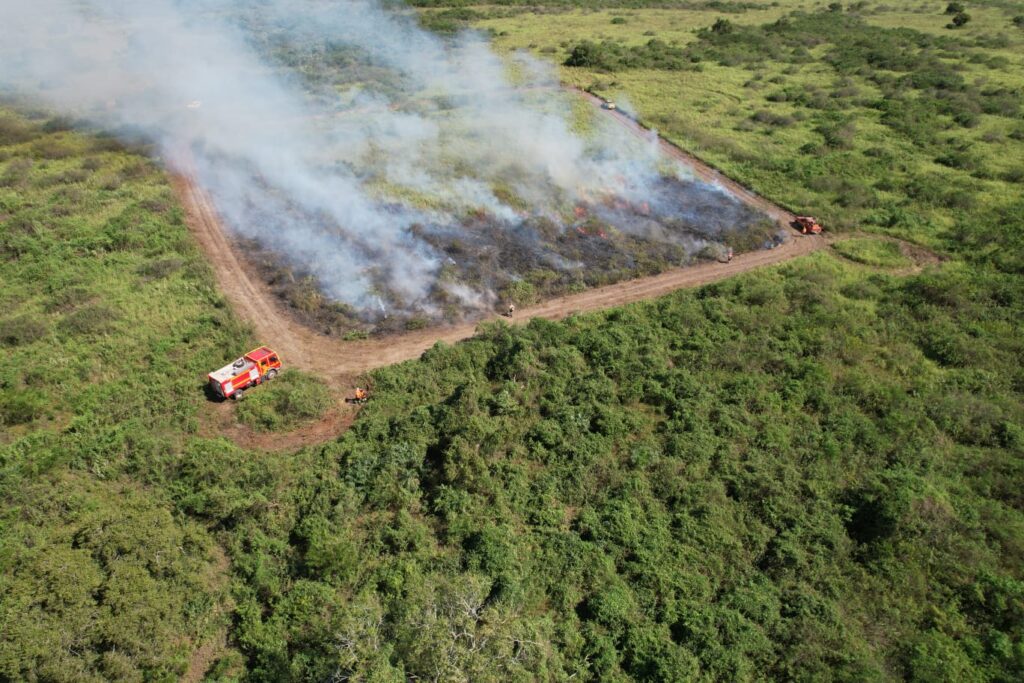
top-left (208, 346), bottom-right (281, 400)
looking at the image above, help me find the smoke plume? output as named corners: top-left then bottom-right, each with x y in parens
top-left (0, 0), bottom-right (763, 321)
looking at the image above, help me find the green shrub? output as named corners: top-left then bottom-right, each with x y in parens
top-left (41, 116), bottom-right (74, 133)
top-left (948, 12), bottom-right (971, 29)
top-left (565, 38), bottom-right (689, 71)
top-left (136, 257), bottom-right (184, 281)
top-left (500, 279), bottom-right (538, 307)
top-left (419, 7), bottom-right (483, 33)
top-left (0, 158), bottom-right (33, 187)
top-left (56, 304), bottom-right (119, 337)
top-left (235, 370), bottom-right (333, 431)
top-left (711, 18), bottom-right (735, 34)
top-left (0, 314), bottom-right (47, 346)
top-left (751, 109), bottom-right (795, 127)
top-left (0, 116), bottom-right (36, 145)
top-left (30, 137), bottom-right (74, 160)
top-left (0, 388), bottom-right (46, 425)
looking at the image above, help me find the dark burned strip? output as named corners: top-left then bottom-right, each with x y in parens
top-left (233, 171), bottom-right (778, 336)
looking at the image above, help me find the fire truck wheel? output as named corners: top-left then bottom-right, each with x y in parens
top-left (233, 389), bottom-right (245, 401)
top-left (267, 369), bottom-right (278, 380)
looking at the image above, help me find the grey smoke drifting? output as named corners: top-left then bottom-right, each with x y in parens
top-left (0, 0), bottom-right (748, 318)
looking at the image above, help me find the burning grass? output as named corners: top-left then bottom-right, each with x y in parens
top-left (242, 174), bottom-right (779, 337)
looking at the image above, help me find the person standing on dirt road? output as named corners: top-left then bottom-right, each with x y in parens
top-left (507, 303), bottom-right (515, 318)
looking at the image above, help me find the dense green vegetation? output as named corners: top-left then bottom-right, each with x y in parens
top-left (565, 37), bottom-right (690, 70)
top-left (2, 1), bottom-right (1024, 680)
top-left (217, 245), bottom-right (1023, 680)
top-left (0, 106), bottom-right (251, 679)
top-left (832, 237), bottom-right (914, 268)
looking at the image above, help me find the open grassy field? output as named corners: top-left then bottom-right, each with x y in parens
top-left (0, 106), bottom-right (252, 678)
top-left (452, 0), bottom-right (1024, 249)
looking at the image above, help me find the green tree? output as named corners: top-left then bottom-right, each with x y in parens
top-left (949, 11), bottom-right (971, 28)
top-left (711, 18), bottom-right (734, 34)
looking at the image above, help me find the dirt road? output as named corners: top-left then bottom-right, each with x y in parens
top-left (171, 94), bottom-right (833, 385)
top-left (172, 93), bottom-right (836, 451)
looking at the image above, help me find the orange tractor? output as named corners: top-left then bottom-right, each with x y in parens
top-left (208, 346), bottom-right (282, 400)
top-left (794, 215), bottom-right (823, 235)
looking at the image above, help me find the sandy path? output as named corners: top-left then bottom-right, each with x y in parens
top-left (335, 231), bottom-right (825, 371)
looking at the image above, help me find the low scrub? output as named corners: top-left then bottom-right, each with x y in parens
top-left (0, 314), bottom-right (48, 347)
top-left (565, 38), bottom-right (691, 71)
top-left (833, 237), bottom-right (912, 268)
top-left (234, 370), bottom-right (333, 431)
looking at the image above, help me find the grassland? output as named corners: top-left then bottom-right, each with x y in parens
top-left (2, 1), bottom-right (1023, 680)
top-left (462, 0), bottom-right (1024, 249)
top-left (832, 236), bottom-right (915, 268)
top-left (234, 370), bottom-right (333, 431)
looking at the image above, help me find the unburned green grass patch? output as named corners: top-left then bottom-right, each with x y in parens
top-left (0, 102), bottom-right (253, 680)
top-left (833, 237), bottom-right (914, 268)
top-left (234, 370), bottom-right (333, 432)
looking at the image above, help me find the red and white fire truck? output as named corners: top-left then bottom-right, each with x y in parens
top-left (208, 346), bottom-right (282, 400)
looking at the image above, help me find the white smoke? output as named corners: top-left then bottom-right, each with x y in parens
top-left (0, 0), bottom-right (728, 316)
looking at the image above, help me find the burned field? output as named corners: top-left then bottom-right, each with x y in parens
top-left (241, 174), bottom-right (780, 337)
top-left (168, 8), bottom-right (784, 338)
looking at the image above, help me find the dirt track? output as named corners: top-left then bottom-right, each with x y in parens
top-left (172, 97), bottom-right (829, 386)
